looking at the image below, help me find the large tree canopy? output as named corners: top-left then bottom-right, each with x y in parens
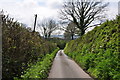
top-left (60, 0), bottom-right (109, 36)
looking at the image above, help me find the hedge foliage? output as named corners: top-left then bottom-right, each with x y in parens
top-left (14, 48), bottom-right (59, 80)
top-left (64, 16), bottom-right (120, 79)
top-left (2, 14), bottom-right (57, 78)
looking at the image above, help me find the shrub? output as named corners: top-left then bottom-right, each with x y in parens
top-left (18, 48), bottom-right (59, 79)
top-left (2, 13), bottom-right (57, 78)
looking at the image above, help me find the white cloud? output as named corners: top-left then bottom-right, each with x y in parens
top-left (104, 0), bottom-right (119, 2)
top-left (0, 0), bottom-right (119, 35)
top-left (0, 0), bottom-right (63, 28)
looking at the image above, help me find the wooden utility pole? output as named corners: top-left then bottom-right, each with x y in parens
top-left (33, 14), bottom-right (37, 32)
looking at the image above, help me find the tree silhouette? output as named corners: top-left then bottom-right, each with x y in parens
top-left (60, 0), bottom-right (109, 36)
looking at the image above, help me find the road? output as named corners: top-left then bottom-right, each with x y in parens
top-left (48, 50), bottom-right (93, 79)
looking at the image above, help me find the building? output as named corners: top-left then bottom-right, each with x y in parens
top-left (118, 1), bottom-right (120, 15)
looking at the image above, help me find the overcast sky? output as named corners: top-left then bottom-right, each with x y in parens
top-left (0, 0), bottom-right (119, 34)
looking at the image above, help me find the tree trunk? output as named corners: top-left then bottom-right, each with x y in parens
top-left (48, 32), bottom-right (52, 38)
top-left (71, 34), bottom-right (74, 40)
top-left (48, 34), bottom-right (50, 38)
top-left (81, 28), bottom-right (85, 36)
top-left (76, 25), bottom-right (85, 36)
top-left (45, 34), bottom-right (47, 39)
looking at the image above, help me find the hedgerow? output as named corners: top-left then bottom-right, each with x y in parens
top-left (14, 48), bottom-right (59, 80)
top-left (2, 13), bottom-right (57, 78)
top-left (64, 16), bottom-right (120, 79)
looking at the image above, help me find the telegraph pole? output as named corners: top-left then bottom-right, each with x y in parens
top-left (33, 14), bottom-right (37, 32)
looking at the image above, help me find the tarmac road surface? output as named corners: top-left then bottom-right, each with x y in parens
top-left (48, 50), bottom-right (93, 79)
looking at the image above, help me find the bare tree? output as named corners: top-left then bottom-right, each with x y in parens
top-left (39, 20), bottom-right (48, 38)
top-left (64, 22), bottom-right (80, 40)
top-left (38, 18), bottom-right (58, 38)
top-left (60, 0), bottom-right (109, 36)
